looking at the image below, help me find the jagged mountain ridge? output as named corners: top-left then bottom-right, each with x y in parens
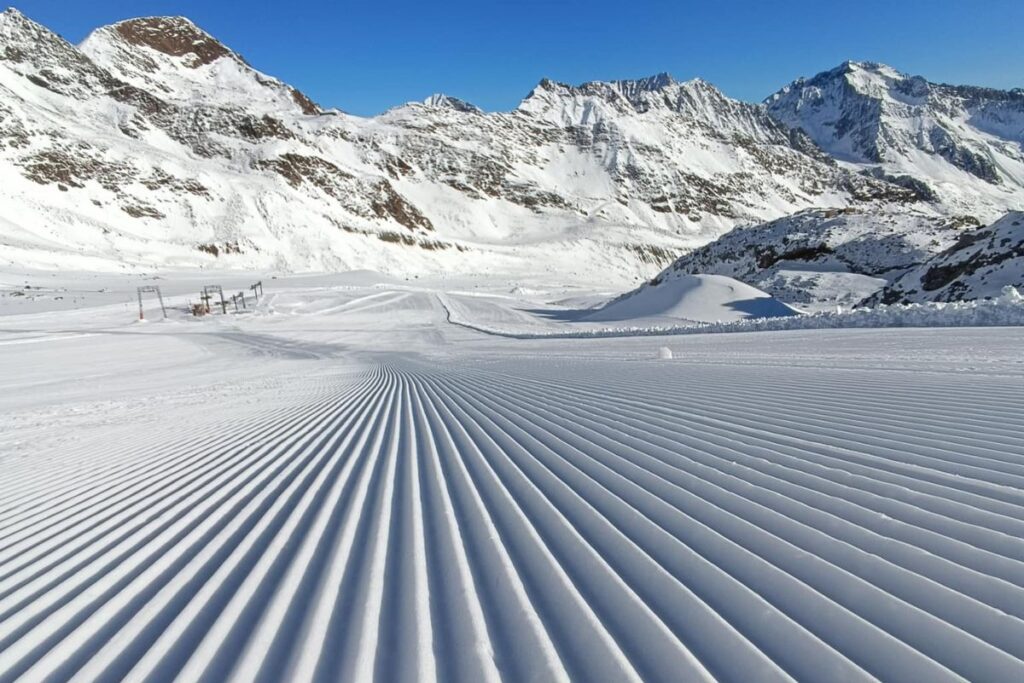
top-left (0, 8), bottom-right (925, 278)
top-left (767, 61), bottom-right (1024, 219)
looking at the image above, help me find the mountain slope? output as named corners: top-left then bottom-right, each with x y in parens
top-left (864, 211), bottom-right (1024, 304)
top-left (654, 207), bottom-right (979, 309)
top-left (0, 9), bottom-right (454, 274)
top-left (79, 16), bottom-right (320, 115)
top-left (766, 61), bottom-right (1024, 220)
top-left (0, 9), bottom-right (922, 279)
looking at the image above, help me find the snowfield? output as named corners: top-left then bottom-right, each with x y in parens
top-left (1, 271), bottom-right (1024, 682)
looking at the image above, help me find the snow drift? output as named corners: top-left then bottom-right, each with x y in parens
top-left (584, 273), bottom-right (801, 324)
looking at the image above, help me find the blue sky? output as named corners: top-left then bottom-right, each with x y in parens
top-left (13, 0), bottom-right (1024, 115)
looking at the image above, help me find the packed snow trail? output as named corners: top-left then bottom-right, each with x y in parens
top-left (2, 349), bottom-right (1024, 681)
top-left (2, 275), bottom-right (1024, 681)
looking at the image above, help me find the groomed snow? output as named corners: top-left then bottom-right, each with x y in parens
top-left (1, 270), bottom-right (1023, 682)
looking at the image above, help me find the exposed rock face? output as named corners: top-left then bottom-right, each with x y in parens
top-left (112, 17), bottom-right (231, 67)
top-left (864, 211), bottom-right (1024, 304)
top-left (766, 61), bottom-right (1024, 217)
top-left (80, 15), bottom-right (320, 115)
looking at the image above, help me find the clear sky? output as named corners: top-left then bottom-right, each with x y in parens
top-left (11, 0), bottom-right (1024, 116)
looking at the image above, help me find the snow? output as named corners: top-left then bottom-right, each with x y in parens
top-left (442, 285), bottom-right (1024, 339)
top-left (872, 211), bottom-right (1024, 304)
top-left (584, 273), bottom-right (801, 324)
top-left (766, 61), bottom-right (1024, 222)
top-left (2, 268), bottom-right (1023, 681)
top-left (652, 207), bottom-right (972, 311)
top-left (0, 11), bottom-right (950, 280)
top-left (2, 13), bottom-right (1024, 678)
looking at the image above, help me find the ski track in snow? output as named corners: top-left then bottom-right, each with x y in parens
top-left (1, 281), bottom-right (1024, 681)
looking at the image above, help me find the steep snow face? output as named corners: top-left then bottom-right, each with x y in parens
top-left (585, 273), bottom-right (801, 323)
top-left (657, 207), bottom-right (977, 308)
top-left (79, 16), bottom-right (320, 115)
top-left (866, 211), bottom-right (1024, 304)
top-left (766, 61), bottom-right (1024, 220)
top-left (0, 8), bottom-right (114, 99)
top-left (522, 73), bottom-right (794, 145)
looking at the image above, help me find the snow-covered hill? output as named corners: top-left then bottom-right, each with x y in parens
top-left (865, 211), bottom-right (1024, 304)
top-left (584, 273), bottom-right (800, 324)
top-left (767, 61), bottom-right (1024, 220)
top-left (653, 207), bottom-right (980, 309)
top-left (0, 9), bottom-right (919, 279)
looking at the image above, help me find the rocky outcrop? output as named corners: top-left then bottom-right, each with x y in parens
top-left (864, 211), bottom-right (1024, 304)
top-left (655, 208), bottom-right (978, 308)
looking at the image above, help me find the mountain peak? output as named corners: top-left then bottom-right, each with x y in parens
top-left (767, 60), bottom-right (1024, 196)
top-left (106, 16), bottom-right (232, 68)
top-left (840, 60), bottom-right (895, 73)
top-left (778, 61), bottom-right (904, 93)
top-left (79, 14), bottom-right (320, 115)
top-left (422, 93), bottom-right (482, 114)
top-left (0, 6), bottom-right (30, 23)
top-left (1, 6), bottom-right (49, 35)
top-left (838, 60), bottom-right (906, 85)
top-left (613, 72), bottom-right (675, 91)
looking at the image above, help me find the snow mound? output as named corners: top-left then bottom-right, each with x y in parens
top-left (584, 273), bottom-right (801, 324)
top-left (445, 285), bottom-right (1024, 340)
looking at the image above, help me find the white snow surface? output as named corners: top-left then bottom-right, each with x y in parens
top-left (584, 273), bottom-right (801, 324)
top-left (2, 268), bottom-right (1024, 682)
top-left (656, 207), bottom-right (976, 311)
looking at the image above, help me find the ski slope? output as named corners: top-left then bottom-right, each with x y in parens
top-left (2, 271), bottom-right (1024, 682)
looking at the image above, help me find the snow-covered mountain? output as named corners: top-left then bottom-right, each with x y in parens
top-left (0, 9), bottom-right (920, 279)
top-left (649, 207), bottom-right (978, 309)
top-left (2, 9), bottom-right (1021, 287)
top-left (767, 61), bottom-right (1024, 220)
top-left (864, 211), bottom-right (1024, 304)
